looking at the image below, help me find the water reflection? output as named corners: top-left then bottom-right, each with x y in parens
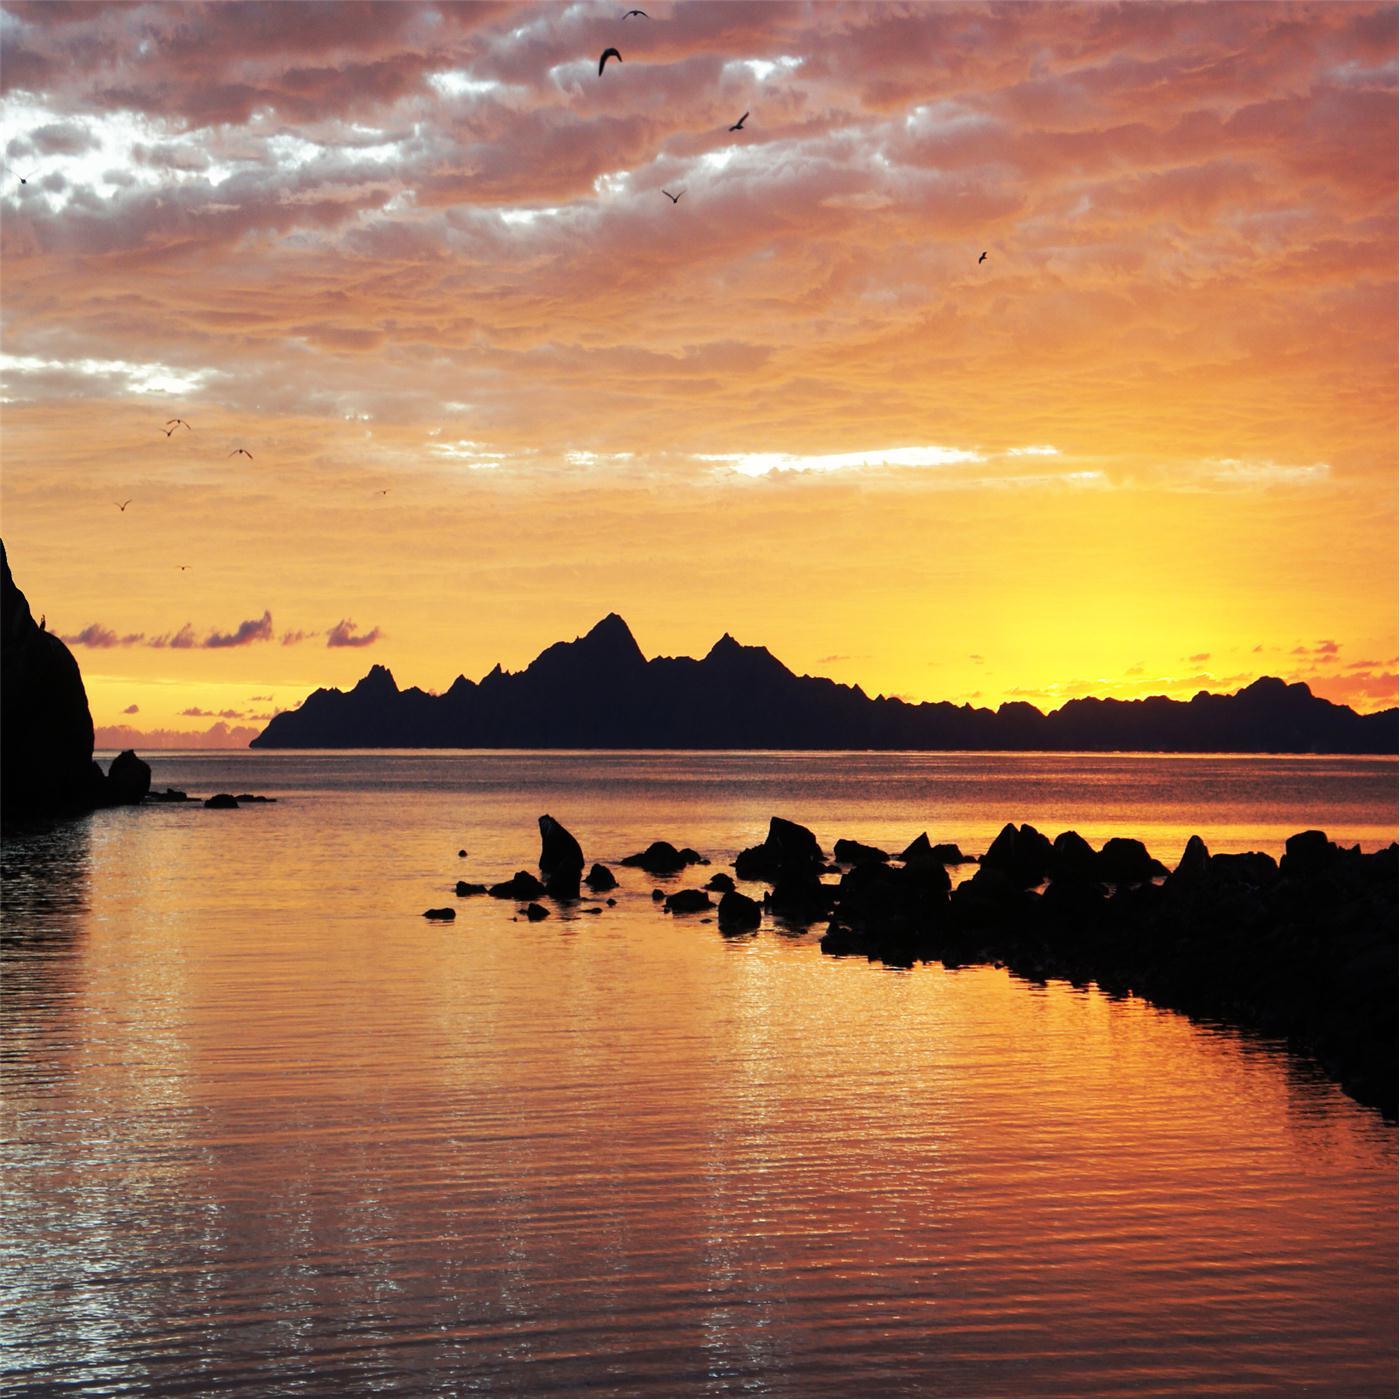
top-left (1, 757), bottom-right (1395, 1396)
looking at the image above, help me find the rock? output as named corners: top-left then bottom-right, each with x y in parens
top-left (423, 907), bottom-right (456, 920)
top-left (584, 907), bottom-right (602, 915)
top-left (717, 890), bottom-right (762, 932)
top-left (651, 888), bottom-right (664, 901)
top-left (146, 787), bottom-right (189, 803)
top-left (704, 872), bottom-right (736, 893)
top-left (980, 822), bottom-right (1054, 886)
top-left (621, 840), bottom-right (695, 874)
top-left (525, 902), bottom-right (550, 922)
top-left (1098, 837), bottom-right (1168, 885)
top-left (932, 842), bottom-right (974, 864)
top-left (664, 888), bottom-right (713, 915)
top-left (539, 814), bottom-right (584, 888)
top-left (606, 897), bottom-right (617, 907)
top-left (489, 870), bottom-right (547, 900)
top-left (458, 849), bottom-right (467, 857)
top-left (455, 881), bottom-right (487, 896)
top-left (1281, 829), bottom-right (1335, 879)
top-left (1049, 830), bottom-right (1098, 881)
top-left (735, 816), bottom-right (825, 881)
top-left (833, 838), bottom-right (889, 865)
top-left (104, 750), bottom-right (152, 805)
top-left (584, 862), bottom-right (618, 891)
top-left (678, 847), bottom-right (708, 866)
top-left (1173, 834), bottom-right (1211, 882)
top-left (234, 793), bottom-right (274, 803)
top-left (204, 793), bottom-right (240, 809)
top-left (1, 539), bottom-right (109, 817)
top-left (766, 872), bottom-right (836, 924)
top-left (899, 833), bottom-right (934, 862)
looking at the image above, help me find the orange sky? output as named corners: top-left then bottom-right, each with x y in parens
top-left (1, 0), bottom-right (1395, 744)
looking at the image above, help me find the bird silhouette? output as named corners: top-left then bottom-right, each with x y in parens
top-left (376, 488), bottom-right (390, 495)
top-left (178, 565), bottom-right (191, 571)
top-left (229, 448), bottom-right (254, 459)
top-left (978, 250), bottom-right (987, 264)
top-left (115, 500), bottom-right (132, 511)
top-left (18, 172), bottom-right (32, 186)
top-left (622, 8), bottom-right (648, 16)
top-left (166, 418), bottom-right (192, 431)
top-left (729, 111), bottom-right (749, 132)
top-left (662, 188), bottom-right (685, 204)
top-left (599, 47), bottom-right (622, 75)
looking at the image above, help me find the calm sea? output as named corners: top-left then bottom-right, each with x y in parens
top-left (2, 752), bottom-right (1396, 1397)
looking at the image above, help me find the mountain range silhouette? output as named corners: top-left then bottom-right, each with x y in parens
top-left (250, 613), bottom-right (1397, 752)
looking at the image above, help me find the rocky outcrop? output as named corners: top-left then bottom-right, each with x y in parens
top-left (584, 863), bottom-right (618, 891)
top-left (489, 871), bottom-right (547, 900)
top-left (819, 828), bottom-right (1397, 1116)
top-left (251, 612), bottom-right (1398, 752)
top-left (717, 890), bottom-right (762, 932)
top-left (663, 888), bottom-right (713, 915)
top-left (2, 540), bottom-right (106, 817)
top-left (620, 840), bottom-right (703, 875)
top-left (107, 750), bottom-right (152, 805)
top-left (538, 814), bottom-right (584, 899)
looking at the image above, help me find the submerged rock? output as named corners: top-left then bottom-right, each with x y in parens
top-left (489, 870), bottom-right (547, 900)
top-left (717, 889), bottom-right (762, 932)
top-left (455, 881), bottom-right (488, 897)
top-left (584, 862), bottom-right (618, 891)
top-left (664, 888), bottom-right (713, 915)
top-left (704, 872), bottom-right (736, 894)
top-left (423, 906), bottom-right (456, 920)
top-left (621, 840), bottom-right (698, 875)
top-left (525, 902), bottom-right (550, 922)
top-left (204, 793), bottom-right (239, 809)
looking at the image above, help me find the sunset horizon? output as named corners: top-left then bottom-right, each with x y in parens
top-left (2, 0), bottom-right (1395, 743)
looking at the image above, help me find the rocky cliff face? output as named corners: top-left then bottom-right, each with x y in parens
top-left (1, 540), bottom-right (149, 818)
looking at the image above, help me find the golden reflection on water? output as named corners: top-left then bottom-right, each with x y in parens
top-left (1, 753), bottom-right (1396, 1396)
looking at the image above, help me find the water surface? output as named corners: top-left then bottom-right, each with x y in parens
top-left (2, 752), bottom-right (1396, 1396)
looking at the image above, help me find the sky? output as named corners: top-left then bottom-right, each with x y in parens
top-left (1, 0), bottom-right (1395, 746)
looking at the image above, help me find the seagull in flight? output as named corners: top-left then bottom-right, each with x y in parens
top-left (598, 47), bottom-right (622, 75)
top-left (728, 111), bottom-right (749, 132)
top-left (229, 448), bottom-right (254, 459)
top-left (662, 188), bottom-right (685, 204)
top-left (115, 499), bottom-right (132, 512)
top-left (376, 488), bottom-right (390, 496)
top-left (165, 418), bottom-right (192, 432)
top-left (978, 250), bottom-right (987, 264)
top-left (622, 8), bottom-right (648, 16)
top-left (178, 564), bottom-right (191, 571)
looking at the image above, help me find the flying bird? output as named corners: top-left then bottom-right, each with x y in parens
top-left (178, 565), bottom-right (191, 571)
top-left (728, 112), bottom-right (749, 132)
top-left (622, 8), bottom-right (648, 16)
top-left (229, 448), bottom-right (254, 459)
top-left (115, 499), bottom-right (132, 511)
top-left (166, 418), bottom-right (192, 431)
top-left (376, 488), bottom-right (390, 495)
top-left (598, 47), bottom-right (622, 75)
top-left (662, 188), bottom-right (685, 204)
top-left (978, 250), bottom-right (987, 264)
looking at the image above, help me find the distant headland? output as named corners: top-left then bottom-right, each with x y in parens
top-left (251, 614), bottom-right (1397, 753)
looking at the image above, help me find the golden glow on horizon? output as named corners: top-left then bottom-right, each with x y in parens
top-left (0, 1), bottom-right (1394, 741)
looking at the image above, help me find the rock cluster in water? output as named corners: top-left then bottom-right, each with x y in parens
top-left (433, 811), bottom-right (1396, 1117)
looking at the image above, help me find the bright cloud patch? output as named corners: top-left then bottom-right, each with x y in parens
top-left (702, 446), bottom-right (986, 478)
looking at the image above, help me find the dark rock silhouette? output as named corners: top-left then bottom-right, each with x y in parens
top-left (717, 889), bottom-right (762, 932)
top-left (147, 788), bottom-right (189, 803)
top-left (234, 794), bottom-right (274, 803)
top-left (456, 881), bottom-right (488, 896)
top-left (538, 814), bottom-right (584, 899)
top-left (250, 614), bottom-right (1397, 753)
top-left (705, 872), bottom-right (736, 893)
top-left (489, 871), bottom-right (546, 900)
top-left (816, 826), bottom-right (1396, 1116)
top-left (525, 902), bottom-right (550, 921)
top-left (106, 750), bottom-right (152, 805)
top-left (900, 834), bottom-right (975, 866)
top-left (2, 539), bottom-right (111, 816)
top-left (204, 793), bottom-right (239, 809)
top-left (735, 816), bottom-right (824, 881)
top-left (664, 888), bottom-right (713, 914)
top-left (834, 838), bottom-right (890, 865)
top-left (621, 840), bottom-right (698, 874)
top-left (423, 906), bottom-right (455, 920)
top-left (584, 862), bottom-right (618, 891)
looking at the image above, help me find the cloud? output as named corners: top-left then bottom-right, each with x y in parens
top-left (1314, 639), bottom-right (1341, 655)
top-left (326, 618), bottom-right (382, 647)
top-left (1188, 652), bottom-right (1211, 663)
top-left (122, 702), bottom-right (139, 714)
top-left (180, 706), bottom-right (248, 719)
top-left (94, 720), bottom-right (262, 750)
top-left (60, 622), bottom-right (144, 646)
top-left (150, 624), bottom-right (198, 649)
top-left (281, 629), bottom-right (316, 646)
top-left (202, 610), bottom-right (273, 648)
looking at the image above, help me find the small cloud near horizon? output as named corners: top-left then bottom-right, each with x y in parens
top-left (123, 702), bottom-right (139, 714)
top-left (203, 611), bottom-right (273, 648)
top-left (327, 619), bottom-right (382, 648)
top-left (60, 623), bottom-right (144, 647)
